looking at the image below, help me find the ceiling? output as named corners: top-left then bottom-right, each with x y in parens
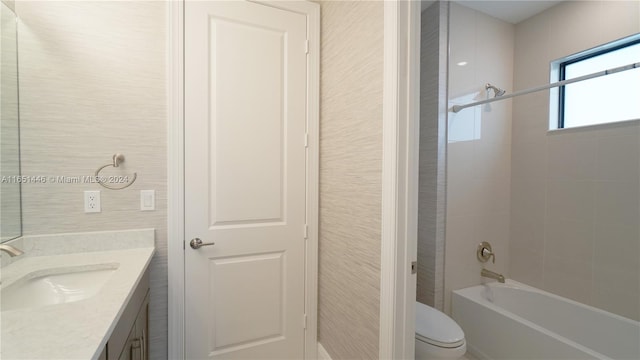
top-left (422, 0), bottom-right (564, 24)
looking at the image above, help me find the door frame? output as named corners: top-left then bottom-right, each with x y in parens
top-left (379, 1), bottom-right (421, 359)
top-left (167, 1), bottom-right (320, 358)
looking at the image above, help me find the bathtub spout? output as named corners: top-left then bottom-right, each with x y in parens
top-left (481, 268), bottom-right (505, 283)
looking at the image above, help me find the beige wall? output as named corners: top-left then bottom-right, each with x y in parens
top-left (15, 2), bottom-right (168, 358)
top-left (444, 2), bottom-right (514, 313)
top-left (0, 2), bottom-right (21, 240)
top-left (417, 1), bottom-right (448, 310)
top-left (510, 0), bottom-right (640, 320)
top-left (318, 1), bottom-right (383, 358)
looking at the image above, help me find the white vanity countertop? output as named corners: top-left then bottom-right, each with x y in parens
top-left (0, 230), bottom-right (154, 360)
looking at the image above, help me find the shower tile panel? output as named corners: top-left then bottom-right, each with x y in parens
top-left (510, 0), bottom-right (640, 320)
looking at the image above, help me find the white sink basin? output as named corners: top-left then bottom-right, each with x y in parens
top-left (1, 263), bottom-right (119, 311)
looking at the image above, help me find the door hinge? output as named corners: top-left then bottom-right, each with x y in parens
top-left (304, 132), bottom-right (309, 148)
top-left (304, 40), bottom-right (309, 54)
top-left (303, 314), bottom-right (307, 329)
top-left (183, 239), bottom-right (185, 250)
top-left (304, 224), bottom-right (308, 239)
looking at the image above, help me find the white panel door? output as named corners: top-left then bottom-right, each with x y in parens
top-left (184, 1), bottom-right (308, 359)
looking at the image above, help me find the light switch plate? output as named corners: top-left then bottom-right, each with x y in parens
top-left (140, 190), bottom-right (155, 211)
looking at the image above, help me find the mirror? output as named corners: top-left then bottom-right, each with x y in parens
top-left (0, 0), bottom-right (22, 242)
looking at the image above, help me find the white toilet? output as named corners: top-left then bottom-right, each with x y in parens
top-left (415, 302), bottom-right (466, 359)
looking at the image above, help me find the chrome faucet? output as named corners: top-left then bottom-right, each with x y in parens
top-left (481, 268), bottom-right (505, 283)
top-left (0, 244), bottom-right (24, 257)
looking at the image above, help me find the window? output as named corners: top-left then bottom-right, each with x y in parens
top-left (550, 35), bottom-right (640, 130)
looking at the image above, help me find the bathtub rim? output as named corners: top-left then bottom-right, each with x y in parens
top-left (454, 279), bottom-right (639, 327)
top-left (452, 279), bottom-right (640, 360)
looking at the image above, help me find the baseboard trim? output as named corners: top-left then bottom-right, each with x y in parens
top-left (317, 343), bottom-right (332, 360)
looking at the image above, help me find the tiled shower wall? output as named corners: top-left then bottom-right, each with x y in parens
top-left (510, 0), bottom-right (640, 321)
top-left (417, 0), bottom-right (448, 310)
top-left (444, 2), bottom-right (514, 313)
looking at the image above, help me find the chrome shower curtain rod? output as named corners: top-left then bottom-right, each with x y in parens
top-left (451, 62), bottom-right (640, 113)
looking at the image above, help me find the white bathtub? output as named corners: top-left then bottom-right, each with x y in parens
top-left (452, 280), bottom-right (640, 360)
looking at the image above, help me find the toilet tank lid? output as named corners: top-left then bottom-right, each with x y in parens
top-left (415, 302), bottom-right (465, 345)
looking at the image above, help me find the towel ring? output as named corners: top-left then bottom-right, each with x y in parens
top-left (95, 154), bottom-right (137, 190)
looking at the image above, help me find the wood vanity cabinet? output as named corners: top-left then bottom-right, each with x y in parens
top-left (103, 269), bottom-right (150, 360)
top-left (117, 293), bottom-right (149, 360)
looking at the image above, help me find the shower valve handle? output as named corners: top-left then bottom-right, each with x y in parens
top-left (483, 248), bottom-right (496, 263)
top-left (477, 242), bottom-right (495, 263)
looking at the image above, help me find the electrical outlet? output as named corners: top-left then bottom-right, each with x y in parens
top-left (84, 190), bottom-right (101, 213)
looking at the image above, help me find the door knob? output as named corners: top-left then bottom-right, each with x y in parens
top-left (190, 238), bottom-right (215, 249)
